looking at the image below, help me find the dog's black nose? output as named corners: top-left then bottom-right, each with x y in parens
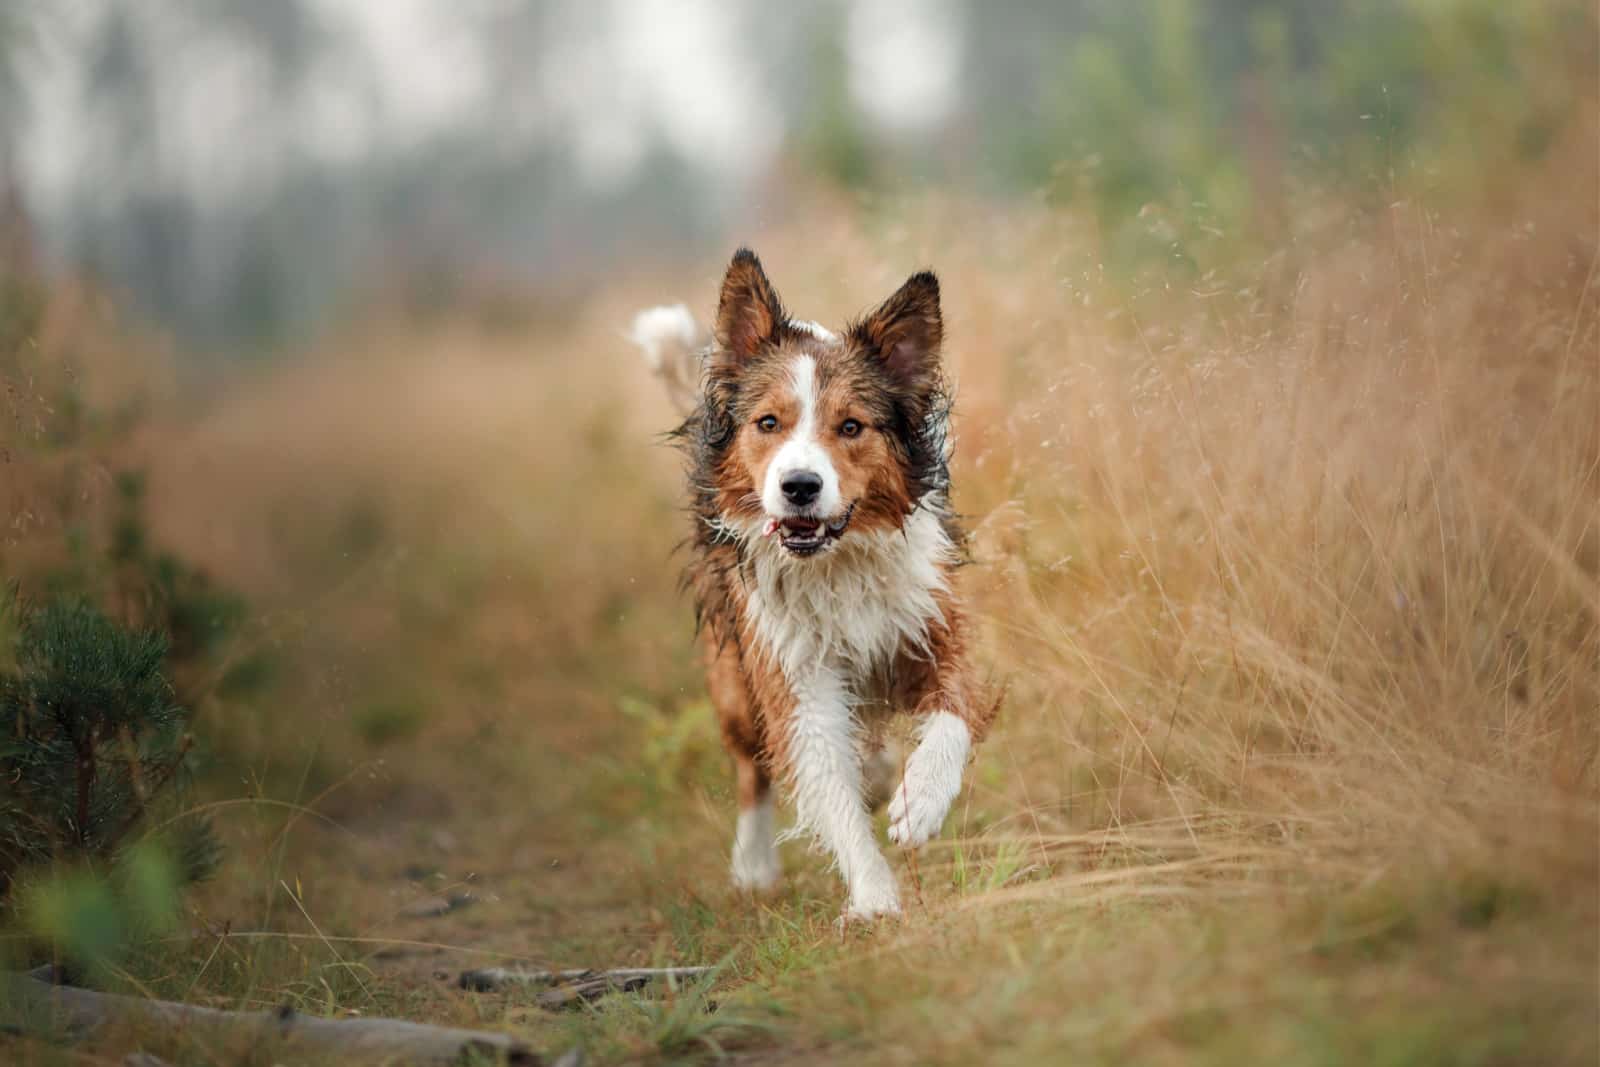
top-left (781, 471), bottom-right (823, 507)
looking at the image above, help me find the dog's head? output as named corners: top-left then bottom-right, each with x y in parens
top-left (695, 249), bottom-right (949, 558)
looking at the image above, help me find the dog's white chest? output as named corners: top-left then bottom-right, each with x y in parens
top-left (743, 507), bottom-right (954, 684)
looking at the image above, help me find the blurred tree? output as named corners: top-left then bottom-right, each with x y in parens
top-left (0, 3), bottom-right (35, 275)
top-left (959, 0), bottom-right (1595, 282)
top-left (1, 0), bottom-right (1592, 346)
top-left (797, 8), bottom-right (875, 190)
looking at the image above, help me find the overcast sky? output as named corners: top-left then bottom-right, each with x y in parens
top-left (15, 0), bottom-right (963, 213)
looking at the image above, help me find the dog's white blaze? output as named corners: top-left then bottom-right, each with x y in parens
top-left (730, 794), bottom-right (780, 890)
top-left (886, 711), bottom-right (971, 848)
top-left (761, 355), bottom-right (844, 520)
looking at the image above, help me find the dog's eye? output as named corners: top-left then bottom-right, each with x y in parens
top-left (839, 418), bottom-right (864, 438)
top-left (756, 415), bottom-right (779, 433)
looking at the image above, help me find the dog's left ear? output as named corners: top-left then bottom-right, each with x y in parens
top-left (851, 271), bottom-right (942, 393)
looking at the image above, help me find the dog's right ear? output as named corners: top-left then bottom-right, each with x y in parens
top-left (714, 249), bottom-right (786, 364)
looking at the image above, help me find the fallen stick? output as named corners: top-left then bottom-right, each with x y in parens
top-left (123, 1055), bottom-right (174, 1067)
top-left (1, 972), bottom-right (540, 1065)
top-left (397, 891), bottom-right (479, 919)
top-left (533, 975), bottom-right (654, 1011)
top-left (459, 966), bottom-right (713, 997)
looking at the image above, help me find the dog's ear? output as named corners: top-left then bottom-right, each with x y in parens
top-left (851, 271), bottom-right (942, 393)
top-left (714, 249), bottom-right (786, 363)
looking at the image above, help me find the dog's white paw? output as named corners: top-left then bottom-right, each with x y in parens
top-left (886, 779), bottom-right (952, 847)
top-left (885, 712), bottom-right (971, 849)
top-left (731, 853), bottom-right (781, 892)
top-left (844, 869), bottom-right (902, 921)
top-left (731, 799), bottom-right (781, 891)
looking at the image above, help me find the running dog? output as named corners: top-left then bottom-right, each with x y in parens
top-left (630, 250), bottom-right (997, 919)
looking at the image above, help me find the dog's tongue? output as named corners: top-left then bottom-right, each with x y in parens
top-left (764, 517), bottom-right (821, 539)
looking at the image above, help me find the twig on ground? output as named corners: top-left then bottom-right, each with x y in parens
top-left (533, 975), bottom-right (653, 1010)
top-left (123, 1055), bottom-right (174, 1067)
top-left (1, 971), bottom-right (542, 1065)
top-left (398, 891), bottom-right (477, 919)
top-left (458, 965), bottom-right (713, 1007)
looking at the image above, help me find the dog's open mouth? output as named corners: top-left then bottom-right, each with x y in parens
top-left (762, 505), bottom-right (854, 557)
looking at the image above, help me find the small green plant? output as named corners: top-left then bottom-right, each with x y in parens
top-left (633, 956), bottom-right (776, 1061)
top-left (20, 841), bottom-right (186, 983)
top-left (0, 595), bottom-right (219, 895)
top-left (618, 695), bottom-right (724, 796)
top-left (951, 840), bottom-right (1034, 896)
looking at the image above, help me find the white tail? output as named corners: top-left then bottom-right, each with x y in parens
top-left (629, 304), bottom-right (704, 417)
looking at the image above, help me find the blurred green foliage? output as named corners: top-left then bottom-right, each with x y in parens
top-left (0, 265), bottom-right (237, 969)
top-left (19, 841), bottom-right (184, 982)
top-left (0, 594), bottom-right (219, 979)
top-left (105, 470), bottom-right (248, 667)
top-left (618, 695), bottom-right (725, 800)
top-left (800, 9), bottom-right (875, 191)
top-left (10, 0), bottom-right (1591, 347)
top-left (0, 275), bottom-right (231, 965)
top-left (353, 696), bottom-right (429, 749)
top-left (969, 0), bottom-right (1594, 278)
top-left (31, 464), bottom-right (254, 721)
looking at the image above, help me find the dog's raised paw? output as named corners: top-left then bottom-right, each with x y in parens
top-left (885, 776), bottom-right (952, 848)
top-left (885, 712), bottom-right (971, 848)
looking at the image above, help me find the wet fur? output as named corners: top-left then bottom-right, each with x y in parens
top-left (634, 249), bottom-right (999, 918)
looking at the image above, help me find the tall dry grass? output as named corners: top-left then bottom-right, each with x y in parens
top-left (875, 143), bottom-right (1598, 910)
top-left (100, 122), bottom-right (1600, 910)
top-left (1, 97), bottom-right (1594, 1067)
top-left (654, 127), bottom-right (1597, 1064)
top-left (634, 125), bottom-right (1600, 930)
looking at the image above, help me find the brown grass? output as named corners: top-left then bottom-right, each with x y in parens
top-left (2, 115), bottom-right (1597, 1065)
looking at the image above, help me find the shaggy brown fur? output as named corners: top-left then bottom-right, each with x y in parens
top-left (674, 251), bottom-right (994, 816)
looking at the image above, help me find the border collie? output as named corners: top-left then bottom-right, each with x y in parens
top-left (630, 250), bottom-right (998, 919)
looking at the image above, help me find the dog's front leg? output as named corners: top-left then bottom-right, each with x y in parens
top-left (885, 620), bottom-right (996, 850)
top-left (886, 710), bottom-right (972, 848)
top-left (785, 670), bottom-right (900, 920)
